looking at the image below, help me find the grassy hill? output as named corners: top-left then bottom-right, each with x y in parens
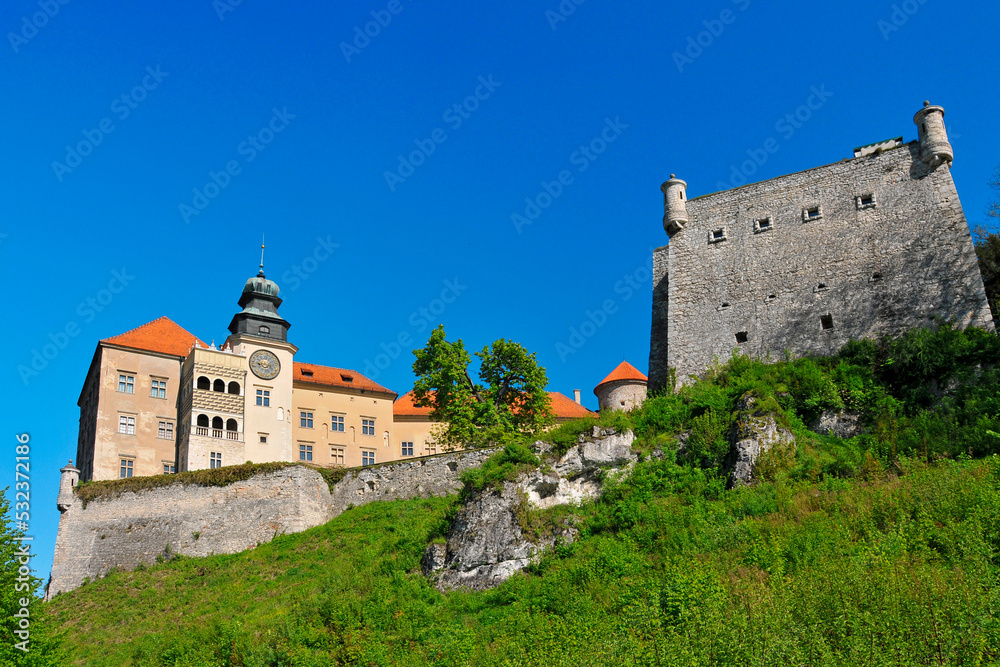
top-left (46, 325), bottom-right (1000, 666)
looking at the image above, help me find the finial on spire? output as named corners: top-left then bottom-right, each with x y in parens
top-left (258, 235), bottom-right (266, 277)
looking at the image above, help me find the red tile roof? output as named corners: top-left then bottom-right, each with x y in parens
top-left (394, 391), bottom-right (433, 417)
top-left (548, 391), bottom-right (595, 420)
top-left (595, 361), bottom-right (648, 393)
top-left (101, 317), bottom-right (205, 357)
top-left (393, 390), bottom-right (595, 420)
top-left (293, 362), bottom-right (395, 396)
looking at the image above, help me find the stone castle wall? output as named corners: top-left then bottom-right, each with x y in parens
top-left (47, 448), bottom-right (494, 599)
top-left (649, 142), bottom-right (994, 390)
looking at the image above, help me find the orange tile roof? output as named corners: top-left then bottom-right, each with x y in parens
top-left (595, 361), bottom-right (648, 393)
top-left (547, 391), bottom-right (595, 419)
top-left (393, 390), bottom-right (594, 420)
top-left (394, 390), bottom-right (433, 417)
top-left (101, 317), bottom-right (205, 358)
top-left (293, 362), bottom-right (395, 396)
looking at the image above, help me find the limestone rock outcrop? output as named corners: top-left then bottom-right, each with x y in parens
top-left (726, 394), bottom-right (795, 488)
top-left (424, 429), bottom-right (637, 591)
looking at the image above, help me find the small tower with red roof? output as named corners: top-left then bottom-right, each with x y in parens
top-left (594, 361), bottom-right (648, 412)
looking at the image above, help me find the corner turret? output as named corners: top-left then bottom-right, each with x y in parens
top-left (914, 101), bottom-right (953, 167)
top-left (57, 460), bottom-right (79, 512)
top-left (661, 174), bottom-right (688, 236)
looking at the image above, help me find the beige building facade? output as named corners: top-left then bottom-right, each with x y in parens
top-left (74, 268), bottom-right (603, 482)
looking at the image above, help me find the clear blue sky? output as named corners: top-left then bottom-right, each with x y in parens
top-left (3, 0), bottom-right (998, 585)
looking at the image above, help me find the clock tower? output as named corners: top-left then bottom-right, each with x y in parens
top-left (225, 258), bottom-right (297, 463)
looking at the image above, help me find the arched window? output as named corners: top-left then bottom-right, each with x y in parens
top-left (226, 419), bottom-right (238, 432)
top-left (213, 379), bottom-right (225, 392)
top-left (197, 376), bottom-right (210, 390)
top-left (259, 325), bottom-right (270, 335)
top-left (212, 416), bottom-right (224, 430)
top-left (227, 381), bottom-right (240, 395)
top-left (277, 407), bottom-right (283, 421)
top-left (196, 414), bottom-right (209, 427)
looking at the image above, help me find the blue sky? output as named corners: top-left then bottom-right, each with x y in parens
top-left (3, 0), bottom-right (999, 584)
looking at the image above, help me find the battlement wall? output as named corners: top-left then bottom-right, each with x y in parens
top-left (649, 142), bottom-right (993, 389)
top-left (47, 448), bottom-right (494, 599)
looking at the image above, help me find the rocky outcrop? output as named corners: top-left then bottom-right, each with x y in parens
top-left (424, 429), bottom-right (637, 591)
top-left (809, 409), bottom-right (866, 439)
top-left (726, 394), bottom-right (795, 488)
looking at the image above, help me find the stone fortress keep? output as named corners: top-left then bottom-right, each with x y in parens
top-left (648, 101), bottom-right (995, 390)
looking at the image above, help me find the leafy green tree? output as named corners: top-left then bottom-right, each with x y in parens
top-left (412, 325), bottom-right (553, 447)
top-left (1, 489), bottom-right (63, 666)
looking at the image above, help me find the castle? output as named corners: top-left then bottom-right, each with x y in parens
top-left (649, 102), bottom-right (995, 390)
top-left (71, 262), bottom-right (599, 483)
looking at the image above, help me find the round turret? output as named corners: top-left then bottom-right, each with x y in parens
top-left (913, 101), bottom-right (953, 167)
top-left (57, 460), bottom-right (80, 512)
top-left (594, 361), bottom-right (648, 412)
top-left (242, 274), bottom-right (280, 298)
top-left (661, 174), bottom-right (689, 237)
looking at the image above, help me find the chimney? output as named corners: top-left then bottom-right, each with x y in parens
top-left (573, 389), bottom-right (581, 405)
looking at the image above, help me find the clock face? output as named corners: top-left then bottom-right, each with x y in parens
top-left (249, 349), bottom-right (281, 380)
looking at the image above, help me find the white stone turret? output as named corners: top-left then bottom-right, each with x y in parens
top-left (661, 174), bottom-right (689, 237)
top-left (57, 461), bottom-right (79, 512)
top-left (914, 101), bottom-right (953, 167)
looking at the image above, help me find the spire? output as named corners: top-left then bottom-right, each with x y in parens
top-left (258, 235), bottom-right (266, 277)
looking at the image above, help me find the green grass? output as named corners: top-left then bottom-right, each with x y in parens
top-left (45, 325), bottom-right (1000, 666)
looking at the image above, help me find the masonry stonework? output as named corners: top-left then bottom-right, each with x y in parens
top-left (46, 448), bottom-right (494, 599)
top-left (649, 104), bottom-right (994, 390)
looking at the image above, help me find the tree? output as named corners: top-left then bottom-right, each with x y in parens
top-left (0, 489), bottom-right (64, 666)
top-left (412, 325), bottom-right (553, 447)
top-left (974, 165), bottom-right (1000, 325)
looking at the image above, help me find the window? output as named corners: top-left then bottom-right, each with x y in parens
top-left (213, 379), bottom-right (225, 392)
top-left (708, 228), bottom-right (727, 244)
top-left (331, 415), bottom-right (345, 432)
top-left (118, 374), bottom-right (135, 393)
top-left (753, 217), bottom-right (772, 233)
top-left (821, 314), bottom-right (834, 330)
top-left (118, 415), bottom-right (135, 435)
top-left (259, 434), bottom-right (268, 444)
top-left (210, 452), bottom-right (222, 469)
top-left (425, 445), bottom-right (438, 456)
top-left (299, 444), bottom-right (313, 461)
top-left (803, 206), bottom-right (823, 222)
top-left (163, 463), bottom-right (176, 474)
top-left (362, 451), bottom-right (375, 466)
top-left (719, 302), bottom-right (731, 310)
top-left (300, 411), bottom-right (314, 428)
top-left (150, 379), bottom-right (167, 398)
top-left (256, 389), bottom-right (270, 406)
top-left (856, 193), bottom-right (877, 210)
top-left (197, 376), bottom-right (211, 390)
top-left (362, 418), bottom-right (375, 436)
top-left (120, 459), bottom-right (133, 478)
top-left (735, 331), bottom-right (749, 344)
top-left (157, 421), bottom-right (174, 440)
top-left (401, 442), bottom-right (414, 456)
top-left (815, 282), bottom-right (829, 293)
top-left (227, 381), bottom-right (240, 395)
top-left (259, 325), bottom-right (270, 335)
top-left (330, 447), bottom-right (345, 465)
top-left (870, 272), bottom-right (883, 283)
